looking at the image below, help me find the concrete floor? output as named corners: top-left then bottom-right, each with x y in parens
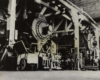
top-left (0, 71), bottom-right (100, 80)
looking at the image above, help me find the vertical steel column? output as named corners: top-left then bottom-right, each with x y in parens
top-left (7, 0), bottom-right (16, 46)
top-left (95, 29), bottom-right (99, 59)
top-left (71, 10), bottom-right (80, 70)
top-left (50, 17), bottom-right (55, 70)
top-left (0, 0), bottom-right (16, 64)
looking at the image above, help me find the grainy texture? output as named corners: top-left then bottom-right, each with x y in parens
top-left (70, 0), bottom-right (100, 18)
top-left (0, 71), bottom-right (100, 80)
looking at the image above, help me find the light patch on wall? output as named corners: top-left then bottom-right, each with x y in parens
top-left (35, 0), bottom-right (41, 4)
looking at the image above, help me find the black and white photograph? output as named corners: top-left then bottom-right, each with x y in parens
top-left (0, 0), bottom-right (100, 80)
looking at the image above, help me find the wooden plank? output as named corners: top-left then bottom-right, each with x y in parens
top-left (44, 13), bottom-right (52, 17)
top-left (41, 1), bottom-right (58, 12)
top-left (40, 7), bottom-right (47, 15)
top-left (53, 30), bottom-right (65, 33)
top-left (62, 14), bottom-right (71, 21)
top-left (53, 19), bottom-right (64, 31)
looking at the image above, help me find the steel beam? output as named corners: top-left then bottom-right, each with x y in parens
top-left (7, 0), bottom-right (16, 45)
top-left (71, 10), bottom-right (80, 70)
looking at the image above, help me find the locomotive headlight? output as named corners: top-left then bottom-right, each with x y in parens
top-left (32, 18), bottom-right (52, 40)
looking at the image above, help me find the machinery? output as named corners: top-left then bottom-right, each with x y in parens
top-left (0, 0), bottom-right (100, 70)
